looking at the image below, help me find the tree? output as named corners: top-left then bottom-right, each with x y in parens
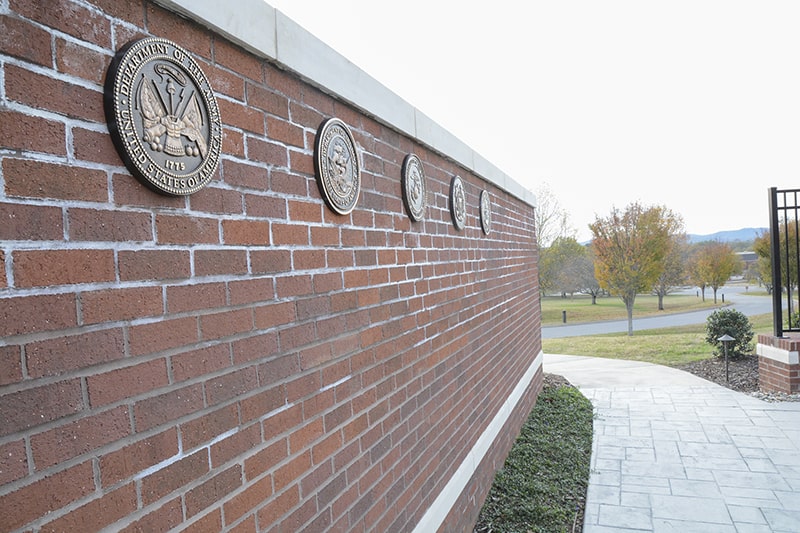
top-left (752, 231), bottom-right (773, 293)
top-left (576, 247), bottom-right (603, 304)
top-left (689, 241), bottom-right (741, 303)
top-left (534, 183), bottom-right (575, 248)
top-left (539, 236), bottom-right (587, 297)
top-left (590, 202), bottom-right (682, 335)
top-left (652, 233), bottom-right (689, 310)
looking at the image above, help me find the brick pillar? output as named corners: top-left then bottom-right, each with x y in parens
top-left (756, 334), bottom-right (800, 393)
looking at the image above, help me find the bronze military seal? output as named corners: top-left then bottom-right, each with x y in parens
top-left (314, 118), bottom-right (361, 215)
top-left (105, 38), bottom-right (222, 195)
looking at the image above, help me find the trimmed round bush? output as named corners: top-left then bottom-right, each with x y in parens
top-left (705, 308), bottom-right (755, 358)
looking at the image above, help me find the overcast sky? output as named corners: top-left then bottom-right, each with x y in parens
top-left (268, 0), bottom-right (800, 241)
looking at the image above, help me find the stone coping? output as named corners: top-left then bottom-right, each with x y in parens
top-left (152, 0), bottom-right (537, 209)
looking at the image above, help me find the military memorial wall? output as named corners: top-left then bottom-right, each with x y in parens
top-left (0, 1), bottom-right (542, 531)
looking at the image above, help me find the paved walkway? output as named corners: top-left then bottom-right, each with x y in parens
top-left (543, 354), bottom-right (800, 533)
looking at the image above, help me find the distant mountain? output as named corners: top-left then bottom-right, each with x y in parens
top-left (687, 227), bottom-right (767, 244)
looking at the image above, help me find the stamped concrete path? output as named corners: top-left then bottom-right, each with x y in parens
top-left (543, 354), bottom-right (800, 533)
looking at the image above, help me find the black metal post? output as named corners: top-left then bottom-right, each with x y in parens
top-left (769, 187), bottom-right (784, 336)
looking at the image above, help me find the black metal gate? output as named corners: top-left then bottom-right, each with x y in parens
top-left (769, 187), bottom-right (800, 336)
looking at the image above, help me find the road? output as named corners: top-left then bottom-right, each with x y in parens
top-left (541, 285), bottom-right (773, 339)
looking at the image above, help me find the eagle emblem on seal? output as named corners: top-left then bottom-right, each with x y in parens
top-left (139, 64), bottom-right (207, 159)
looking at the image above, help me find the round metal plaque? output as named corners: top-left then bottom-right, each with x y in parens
top-left (450, 175), bottom-right (467, 231)
top-left (105, 38), bottom-right (222, 196)
top-left (480, 190), bottom-right (492, 235)
top-left (401, 153), bottom-right (426, 222)
top-left (314, 118), bottom-right (361, 215)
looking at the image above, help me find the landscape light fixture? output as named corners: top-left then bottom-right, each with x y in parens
top-left (718, 334), bottom-right (735, 383)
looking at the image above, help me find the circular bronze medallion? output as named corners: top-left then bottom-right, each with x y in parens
top-left (314, 118), bottom-right (361, 215)
top-left (402, 153), bottom-right (426, 222)
top-left (480, 190), bottom-right (492, 235)
top-left (105, 38), bottom-right (222, 196)
top-left (450, 175), bottom-right (467, 231)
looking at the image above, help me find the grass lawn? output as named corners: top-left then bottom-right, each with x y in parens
top-left (542, 312), bottom-right (772, 366)
top-left (541, 293), bottom-right (722, 327)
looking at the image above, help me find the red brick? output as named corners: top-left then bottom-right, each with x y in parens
top-left (218, 98), bottom-right (265, 134)
top-left (215, 38), bottom-right (263, 82)
top-left (223, 475), bottom-right (273, 524)
top-left (257, 353), bottom-right (301, 388)
top-left (0, 461), bottom-right (95, 531)
top-left (247, 83), bottom-right (289, 117)
top-left (206, 366), bottom-right (259, 406)
top-left (119, 249), bottom-right (191, 282)
top-left (209, 423), bottom-right (261, 467)
top-left (81, 286), bottom-right (163, 325)
top-left (201, 308), bottom-right (254, 341)
top-left (268, 116), bottom-right (304, 148)
top-left (0, 378), bottom-right (82, 437)
top-left (135, 382), bottom-right (205, 434)
top-left (166, 285), bottom-right (223, 319)
top-left (155, 214), bottom-right (219, 244)
top-left (73, 127), bottom-right (121, 165)
top-left (87, 358), bottom-right (170, 407)
top-left (26, 327), bottom-right (125, 378)
top-left (313, 272), bottom-right (343, 294)
top-left (0, 250), bottom-right (5, 288)
top-left (0, 439), bottom-right (27, 485)
top-left (230, 333), bottom-right (277, 367)
top-left (274, 451), bottom-right (312, 493)
top-left (195, 249), bottom-right (248, 276)
top-left (223, 219), bottom-right (270, 245)
top-left (118, 497), bottom-right (183, 533)
top-left (4, 64), bottom-right (104, 123)
top-left (222, 159), bottom-right (268, 190)
top-left (293, 249), bottom-right (325, 270)
top-left (189, 186), bottom-right (244, 215)
top-left (276, 274), bottom-right (313, 299)
top-left (183, 509), bottom-right (223, 533)
top-left (40, 482), bottom-right (137, 533)
top-left (55, 37), bottom-right (109, 84)
top-left (13, 0), bottom-right (111, 48)
top-left (256, 485), bottom-right (300, 528)
top-left (112, 172), bottom-right (187, 209)
top-left (0, 109), bottom-right (66, 156)
top-left (14, 248), bottom-right (115, 288)
top-left (246, 136), bottom-right (288, 167)
top-left (3, 158), bottom-right (107, 201)
top-left (250, 249), bottom-right (292, 274)
top-left (141, 449), bottom-right (209, 505)
top-left (99, 428), bottom-right (179, 487)
top-left (32, 405), bottom-right (131, 470)
top-left (239, 384), bottom-right (284, 423)
top-left (269, 169), bottom-right (309, 197)
top-left (0, 345), bottom-right (22, 386)
top-left (0, 202), bottom-right (64, 241)
top-left (206, 60), bottom-right (245, 100)
top-left (271, 223), bottom-right (309, 246)
top-left (229, 277), bottom-right (274, 306)
top-left (223, 127), bottom-right (245, 158)
top-left (180, 403), bottom-right (239, 451)
top-left (146, 3), bottom-right (212, 59)
top-left (0, 293), bottom-right (77, 337)
top-left (69, 207), bottom-right (153, 242)
top-left (129, 316), bottom-right (199, 356)
top-left (172, 343), bottom-right (232, 382)
top-left (0, 14), bottom-right (51, 66)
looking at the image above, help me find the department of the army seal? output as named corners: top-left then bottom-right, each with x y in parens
top-left (401, 153), bottom-right (426, 222)
top-left (480, 190), bottom-right (492, 235)
top-left (104, 37), bottom-right (222, 196)
top-left (314, 118), bottom-right (361, 215)
top-left (450, 175), bottom-right (467, 231)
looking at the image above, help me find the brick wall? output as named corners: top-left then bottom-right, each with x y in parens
top-left (0, 1), bottom-right (542, 532)
top-left (757, 334), bottom-right (800, 393)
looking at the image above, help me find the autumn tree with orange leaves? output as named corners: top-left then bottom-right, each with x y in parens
top-left (590, 202), bottom-right (684, 335)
